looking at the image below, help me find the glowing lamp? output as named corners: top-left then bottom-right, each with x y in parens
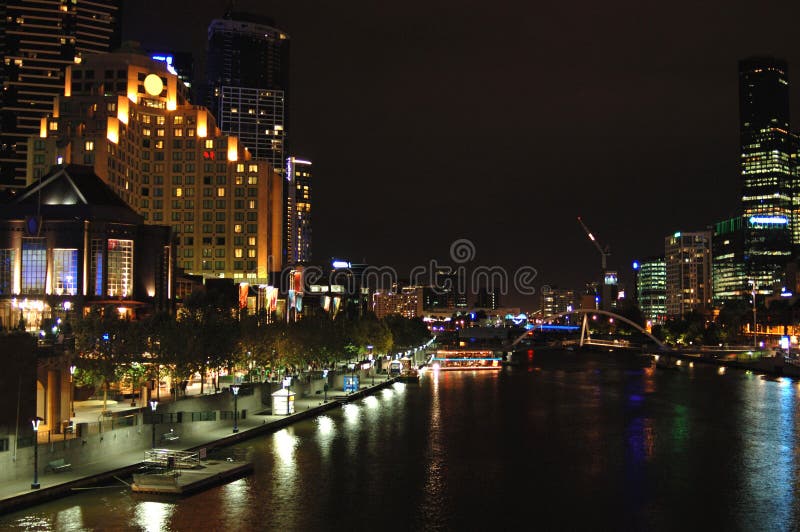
top-left (143, 74), bottom-right (163, 96)
top-left (107, 117), bottom-right (119, 144)
top-left (117, 95), bottom-right (129, 125)
top-left (227, 136), bottom-right (238, 161)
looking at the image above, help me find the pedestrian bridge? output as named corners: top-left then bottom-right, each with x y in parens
top-left (510, 309), bottom-right (667, 350)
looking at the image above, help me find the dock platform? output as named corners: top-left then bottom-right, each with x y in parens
top-left (131, 449), bottom-right (253, 494)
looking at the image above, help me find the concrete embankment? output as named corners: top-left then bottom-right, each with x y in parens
top-left (0, 376), bottom-right (398, 515)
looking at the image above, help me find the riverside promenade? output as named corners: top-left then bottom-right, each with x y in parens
top-left (0, 374), bottom-right (397, 515)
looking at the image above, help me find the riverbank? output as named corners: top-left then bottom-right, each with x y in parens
top-left (0, 376), bottom-right (398, 515)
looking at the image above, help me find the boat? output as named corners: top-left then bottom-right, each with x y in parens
top-left (429, 349), bottom-right (502, 371)
top-left (397, 357), bottom-right (420, 382)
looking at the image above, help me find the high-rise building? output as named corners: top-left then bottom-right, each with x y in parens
top-left (540, 287), bottom-right (575, 316)
top-left (475, 286), bottom-right (500, 310)
top-left (373, 286), bottom-right (424, 319)
top-left (633, 257), bottom-right (666, 325)
top-left (287, 156), bottom-right (312, 263)
top-left (0, 0), bottom-right (122, 190)
top-left (739, 57), bottom-right (795, 291)
top-left (665, 231), bottom-right (712, 318)
top-left (206, 13), bottom-right (289, 175)
top-left (712, 216), bottom-right (748, 305)
top-left (30, 50), bottom-right (284, 283)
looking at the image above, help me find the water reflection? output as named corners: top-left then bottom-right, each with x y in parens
top-left (133, 501), bottom-right (175, 532)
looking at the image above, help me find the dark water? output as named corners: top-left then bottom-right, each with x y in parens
top-left (2, 352), bottom-right (799, 531)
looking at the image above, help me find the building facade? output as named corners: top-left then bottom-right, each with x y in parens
top-left (739, 57), bottom-right (795, 291)
top-left (373, 286), bottom-right (424, 319)
top-left (0, 165), bottom-right (173, 332)
top-left (287, 156), bottom-right (312, 263)
top-left (665, 231), bottom-right (712, 318)
top-left (712, 216), bottom-right (748, 305)
top-left (206, 14), bottom-right (289, 175)
top-left (540, 287), bottom-right (575, 316)
top-left (29, 51), bottom-right (283, 284)
top-left (633, 257), bottom-right (666, 325)
top-left (0, 0), bottom-right (122, 189)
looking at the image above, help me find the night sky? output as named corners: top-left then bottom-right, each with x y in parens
top-left (124, 1), bottom-right (800, 309)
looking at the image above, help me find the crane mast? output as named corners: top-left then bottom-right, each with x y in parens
top-left (577, 216), bottom-right (609, 271)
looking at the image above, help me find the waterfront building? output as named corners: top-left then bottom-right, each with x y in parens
top-left (0, 164), bottom-right (174, 332)
top-left (633, 257), bottom-right (666, 325)
top-left (712, 217), bottom-right (749, 305)
top-left (29, 50), bottom-right (284, 284)
top-left (0, 0), bottom-right (122, 189)
top-left (286, 156), bottom-right (312, 263)
top-left (373, 286), bottom-right (424, 319)
top-left (739, 57), bottom-right (795, 290)
top-left (540, 287), bottom-right (575, 316)
top-left (665, 231), bottom-right (712, 318)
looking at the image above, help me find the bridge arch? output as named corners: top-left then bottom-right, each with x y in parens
top-left (511, 309), bottom-right (666, 349)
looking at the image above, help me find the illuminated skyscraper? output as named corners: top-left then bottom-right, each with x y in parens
top-left (633, 257), bottom-right (666, 324)
top-left (0, 0), bottom-right (122, 190)
top-left (206, 13), bottom-right (289, 176)
top-left (739, 57), bottom-right (794, 292)
top-left (286, 157), bottom-right (312, 263)
top-left (665, 231), bottom-right (712, 318)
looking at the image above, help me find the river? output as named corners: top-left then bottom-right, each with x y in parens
top-left (1, 351), bottom-right (798, 531)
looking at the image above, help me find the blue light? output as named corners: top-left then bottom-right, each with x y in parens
top-left (749, 215), bottom-right (788, 225)
top-left (632, 261), bottom-right (639, 270)
top-left (151, 54), bottom-right (177, 75)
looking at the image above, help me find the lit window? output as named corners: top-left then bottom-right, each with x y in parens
top-left (248, 177), bottom-right (257, 185)
top-left (84, 140), bottom-right (94, 151)
top-left (175, 187), bottom-right (183, 197)
top-left (248, 237), bottom-right (256, 246)
top-left (248, 200), bottom-right (256, 209)
top-left (234, 224), bottom-right (243, 233)
top-left (205, 140), bottom-right (214, 149)
top-left (217, 188), bottom-right (225, 197)
top-left (235, 249), bottom-right (243, 258)
top-left (248, 249), bottom-right (256, 258)
top-left (237, 163), bottom-right (244, 172)
top-left (248, 164), bottom-right (258, 172)
top-left (173, 116), bottom-right (184, 125)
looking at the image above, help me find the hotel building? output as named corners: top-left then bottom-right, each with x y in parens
top-left (29, 50), bottom-right (283, 284)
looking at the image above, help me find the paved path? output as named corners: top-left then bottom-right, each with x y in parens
top-left (0, 376), bottom-right (394, 513)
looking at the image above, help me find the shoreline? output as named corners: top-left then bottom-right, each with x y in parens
top-left (0, 377), bottom-right (398, 516)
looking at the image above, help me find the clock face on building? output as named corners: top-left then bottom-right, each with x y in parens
top-left (143, 74), bottom-right (164, 96)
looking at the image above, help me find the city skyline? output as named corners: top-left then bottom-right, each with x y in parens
top-left (122, 1), bottom-right (799, 306)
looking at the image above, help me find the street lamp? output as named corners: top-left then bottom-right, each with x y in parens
top-left (322, 369), bottom-right (329, 403)
top-left (69, 364), bottom-right (76, 418)
top-left (231, 384), bottom-right (240, 433)
top-left (149, 400), bottom-right (158, 448)
top-left (31, 417), bottom-right (42, 489)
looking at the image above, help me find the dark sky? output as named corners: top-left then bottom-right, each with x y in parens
top-left (124, 0), bottom-right (800, 309)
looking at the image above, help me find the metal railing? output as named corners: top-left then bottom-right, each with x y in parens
top-left (143, 449), bottom-right (199, 469)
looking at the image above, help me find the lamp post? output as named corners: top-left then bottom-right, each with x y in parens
top-left (231, 384), bottom-right (240, 433)
top-left (69, 364), bottom-right (76, 418)
top-left (31, 417), bottom-right (42, 489)
top-left (150, 400), bottom-right (158, 448)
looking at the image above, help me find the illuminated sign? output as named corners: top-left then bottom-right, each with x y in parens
top-left (151, 54), bottom-right (178, 76)
top-left (632, 261), bottom-right (639, 270)
top-left (749, 215), bottom-right (788, 225)
top-left (143, 74), bottom-right (164, 96)
top-left (332, 260), bottom-right (351, 269)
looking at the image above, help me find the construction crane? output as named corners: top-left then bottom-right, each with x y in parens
top-left (577, 216), bottom-right (610, 271)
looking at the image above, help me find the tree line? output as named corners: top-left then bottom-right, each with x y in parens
top-left (71, 289), bottom-right (430, 404)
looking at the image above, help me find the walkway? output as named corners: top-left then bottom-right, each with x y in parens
top-left (0, 375), bottom-right (395, 514)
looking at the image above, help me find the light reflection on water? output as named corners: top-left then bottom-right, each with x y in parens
top-left (133, 500), bottom-right (175, 532)
top-left (2, 356), bottom-right (799, 530)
